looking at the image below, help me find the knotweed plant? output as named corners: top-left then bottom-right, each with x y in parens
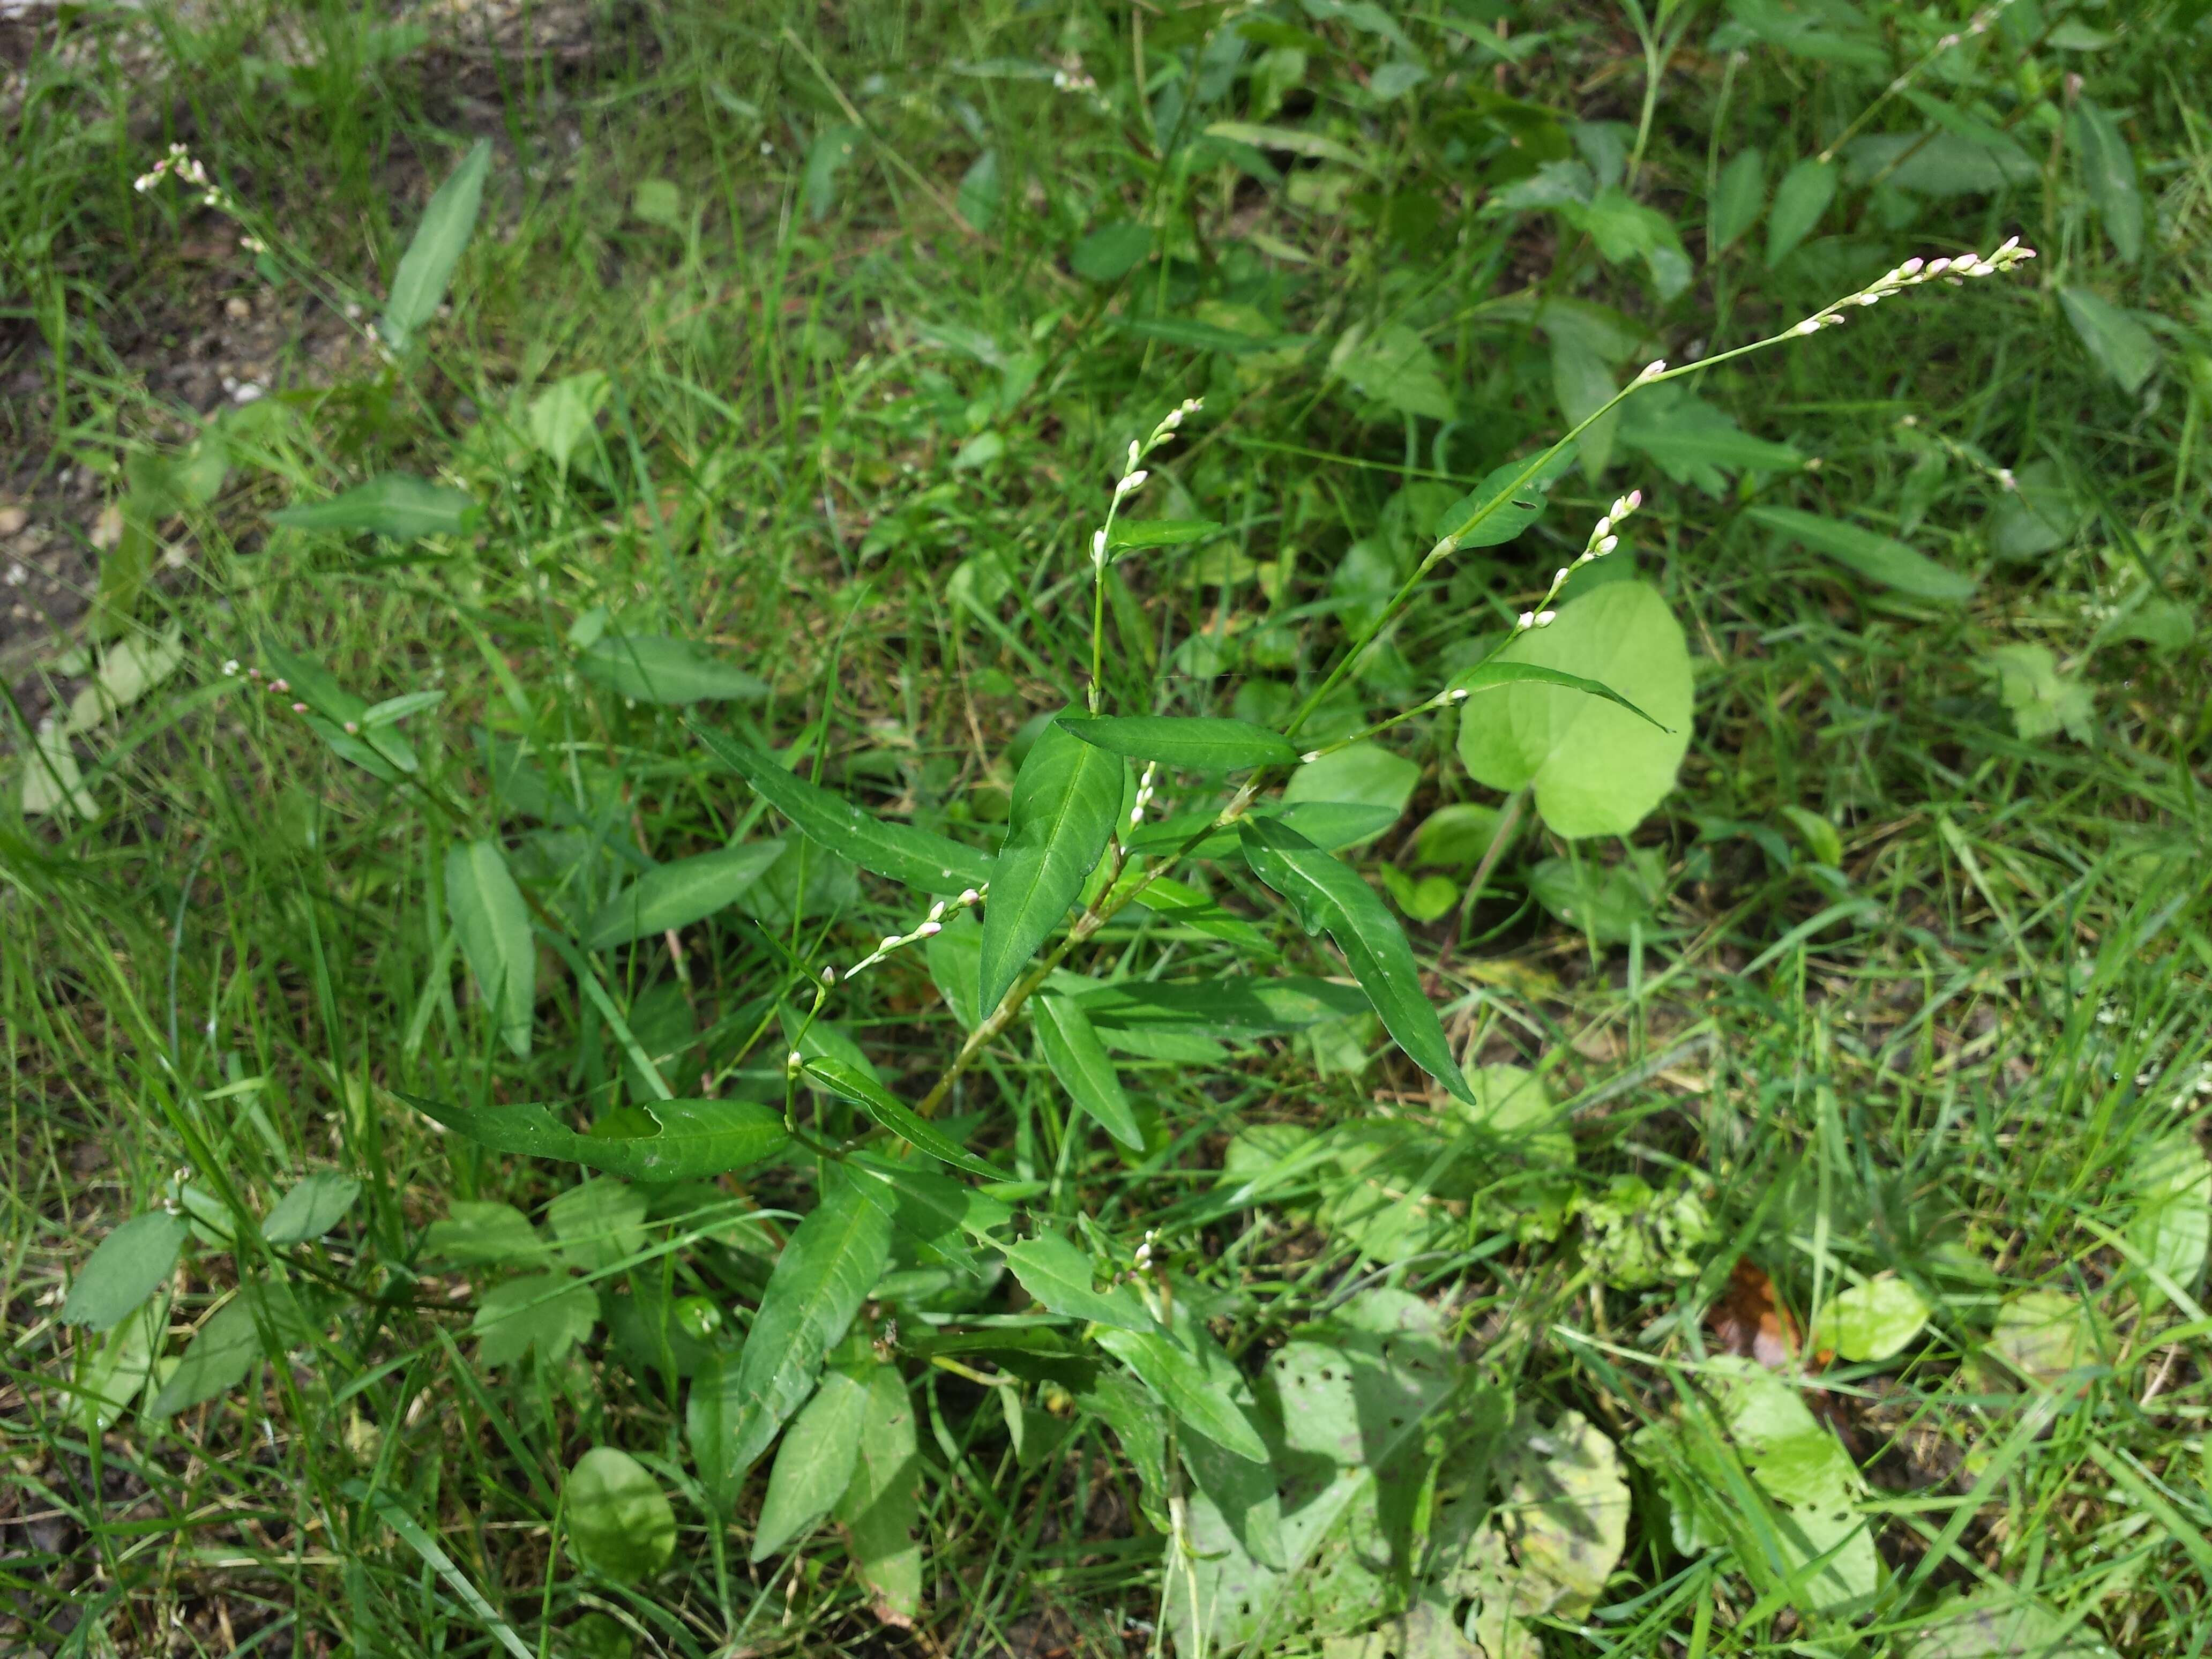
top-left (59, 133), bottom-right (2038, 1647)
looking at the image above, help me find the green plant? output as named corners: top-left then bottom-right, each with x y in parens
top-left (48, 131), bottom-right (2048, 1648)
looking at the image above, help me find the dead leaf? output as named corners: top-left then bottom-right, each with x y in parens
top-left (1710, 1259), bottom-right (1803, 1370)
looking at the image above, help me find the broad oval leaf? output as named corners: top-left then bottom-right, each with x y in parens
top-left (1238, 818), bottom-right (1474, 1107)
top-left (1002, 1230), bottom-right (1160, 1335)
top-left (1744, 506), bottom-right (1976, 600)
top-left (1064, 714), bottom-right (1296, 773)
top-left (709, 1177), bottom-right (893, 1500)
top-left (2126, 1131), bottom-right (2210, 1309)
top-left (566, 1447), bottom-right (677, 1583)
top-left (1095, 1323), bottom-right (1269, 1462)
top-left (1813, 1277), bottom-right (1932, 1363)
top-left (381, 139), bottom-right (491, 354)
top-left (833, 1365), bottom-right (923, 1621)
top-left (750, 1367), bottom-right (869, 1560)
top-left (445, 840), bottom-right (535, 1057)
top-left (978, 714), bottom-right (1124, 1014)
top-left (585, 841), bottom-right (782, 948)
top-left (2069, 99), bottom-right (2142, 265)
top-left (843, 1152), bottom-right (1014, 1247)
top-left (1456, 580), bottom-right (1694, 838)
top-left (146, 1295), bottom-right (260, 1417)
top-left (1764, 157), bottom-right (1836, 268)
top-left (802, 1057), bottom-right (1000, 1178)
top-left (1030, 994), bottom-right (1146, 1149)
top-left (401, 1093), bottom-right (790, 1180)
top-left (2058, 286), bottom-right (2160, 396)
top-left (61, 1210), bottom-right (189, 1331)
top-left (260, 1175), bottom-right (362, 1246)
top-left (272, 474), bottom-right (480, 540)
top-left (690, 724), bottom-right (995, 891)
top-left (1711, 145), bottom-right (1766, 250)
top-left (578, 636), bottom-right (769, 705)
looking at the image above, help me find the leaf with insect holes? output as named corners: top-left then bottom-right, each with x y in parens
top-left (978, 714), bottom-right (1124, 1015)
top-left (1711, 146), bottom-right (1766, 249)
top-left (1031, 994), bottom-right (1146, 1149)
top-left (1063, 714), bottom-right (1297, 773)
top-left (62, 1210), bottom-right (189, 1331)
top-left (402, 1094), bottom-right (789, 1182)
top-left (802, 1058), bottom-right (1001, 1178)
top-left (835, 1365), bottom-right (923, 1624)
top-left (1237, 818), bottom-right (1474, 1108)
top-left (2069, 99), bottom-right (2142, 265)
top-left (2125, 1131), bottom-right (2210, 1310)
top-left (751, 1367), bottom-right (869, 1559)
top-left (1108, 518), bottom-right (1223, 553)
top-left (1745, 506), bottom-right (1975, 600)
top-left (260, 1175), bottom-right (362, 1245)
top-left (703, 1177), bottom-right (892, 1502)
top-left (578, 636), bottom-right (768, 705)
top-left (1002, 1230), bottom-right (1159, 1334)
top-left (1765, 158), bottom-right (1836, 268)
top-left (566, 1447), bottom-right (676, 1583)
top-left (1458, 583), bottom-right (1693, 839)
top-left (1433, 445), bottom-right (1579, 548)
top-left (380, 139), bottom-right (491, 354)
top-left (2059, 287), bottom-right (2159, 396)
top-left (273, 474), bottom-right (480, 540)
top-left (1096, 1317), bottom-right (1269, 1463)
top-left (690, 724), bottom-right (996, 892)
top-left (584, 841), bottom-right (783, 948)
top-left (445, 841), bottom-right (534, 1057)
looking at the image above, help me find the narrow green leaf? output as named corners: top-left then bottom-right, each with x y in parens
top-left (711, 1179), bottom-right (892, 1499)
top-left (1204, 120), bottom-right (1372, 169)
top-left (978, 714), bottom-right (1124, 1013)
top-left (1031, 995), bottom-right (1146, 1149)
top-left (368, 1492), bottom-right (538, 1659)
top-left (2070, 98), bottom-right (2142, 264)
top-left (833, 1365), bottom-right (923, 1620)
top-left (751, 1368), bottom-right (870, 1559)
top-left (690, 723), bottom-right (995, 891)
top-left (1063, 714), bottom-right (1297, 773)
top-left (272, 474), bottom-right (480, 540)
top-left (843, 1152), bottom-right (1014, 1246)
top-left (1711, 145), bottom-right (1766, 250)
top-left (578, 635), bottom-right (769, 705)
top-left (1107, 518), bottom-right (1224, 552)
top-left (1238, 818), bottom-right (1474, 1107)
top-left (2059, 286), bottom-right (2160, 396)
top-left (445, 841), bottom-right (535, 1057)
top-left (1744, 505), bottom-right (1977, 600)
top-left (1002, 1231), bottom-right (1160, 1335)
top-left (61, 1210), bottom-right (189, 1330)
top-left (381, 139), bottom-right (491, 354)
top-left (1763, 157), bottom-right (1836, 268)
top-left (567, 1448), bottom-right (677, 1583)
top-left (1095, 1324), bottom-right (1269, 1462)
top-left (1455, 658), bottom-right (1668, 729)
top-left (585, 841), bottom-right (782, 948)
top-left (803, 1058), bottom-right (1001, 1178)
top-left (261, 1175), bottom-right (362, 1245)
top-left (401, 1093), bottom-right (789, 1180)
top-left (1074, 975), bottom-right (1369, 1034)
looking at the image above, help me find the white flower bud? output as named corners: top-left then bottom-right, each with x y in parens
top-left (1117, 469), bottom-right (1148, 496)
top-left (1299, 750), bottom-right (1322, 765)
top-left (1596, 535), bottom-right (1618, 555)
top-left (1516, 611), bottom-right (1535, 630)
top-left (821, 966), bottom-right (838, 985)
top-left (1092, 528), bottom-right (1107, 561)
top-left (1534, 610), bottom-right (1557, 627)
top-left (1126, 439), bottom-right (1141, 470)
top-left (1794, 318), bottom-right (1821, 336)
top-left (916, 921), bottom-right (942, 937)
top-left (927, 901), bottom-right (946, 921)
top-left (1555, 566), bottom-right (1572, 588)
top-left (1591, 517), bottom-right (1611, 539)
top-left (959, 888), bottom-right (981, 906)
top-left (1635, 360), bottom-right (1667, 384)
top-left (880, 935), bottom-right (901, 952)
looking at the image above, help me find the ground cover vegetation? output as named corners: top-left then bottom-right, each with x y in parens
top-left (4, 0), bottom-right (2210, 1654)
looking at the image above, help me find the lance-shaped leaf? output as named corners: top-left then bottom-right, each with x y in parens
top-left (401, 1093), bottom-right (789, 1180)
top-left (578, 636), bottom-right (769, 704)
top-left (1096, 1321), bottom-right (1269, 1462)
top-left (445, 840), bottom-right (535, 1057)
top-left (585, 841), bottom-right (782, 948)
top-left (381, 139), bottom-right (491, 354)
top-left (978, 714), bottom-right (1123, 1013)
top-left (751, 1367), bottom-right (870, 1560)
top-left (61, 1210), bottom-right (190, 1331)
top-left (705, 1178), bottom-right (892, 1501)
top-left (834, 1365), bottom-right (922, 1623)
top-left (1063, 714), bottom-right (1297, 773)
top-left (1030, 994), bottom-right (1146, 1149)
top-left (691, 723), bottom-right (995, 892)
top-left (1455, 659), bottom-right (1667, 730)
top-left (843, 1152), bottom-right (1014, 1246)
top-left (272, 474), bottom-right (481, 540)
top-left (1238, 818), bottom-right (1474, 1107)
top-left (1002, 1230), bottom-right (1160, 1335)
top-left (802, 1058), bottom-right (1000, 1178)
top-left (1745, 506), bottom-right (1976, 601)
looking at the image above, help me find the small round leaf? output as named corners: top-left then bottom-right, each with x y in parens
top-left (566, 1448), bottom-right (676, 1583)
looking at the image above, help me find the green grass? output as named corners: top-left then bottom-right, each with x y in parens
top-left (5, 1), bottom-right (2211, 1655)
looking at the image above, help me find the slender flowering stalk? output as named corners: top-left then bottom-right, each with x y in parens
top-left (1089, 399), bottom-right (1201, 713)
top-left (836, 886), bottom-right (985, 984)
top-left (1285, 243), bottom-right (2038, 739)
